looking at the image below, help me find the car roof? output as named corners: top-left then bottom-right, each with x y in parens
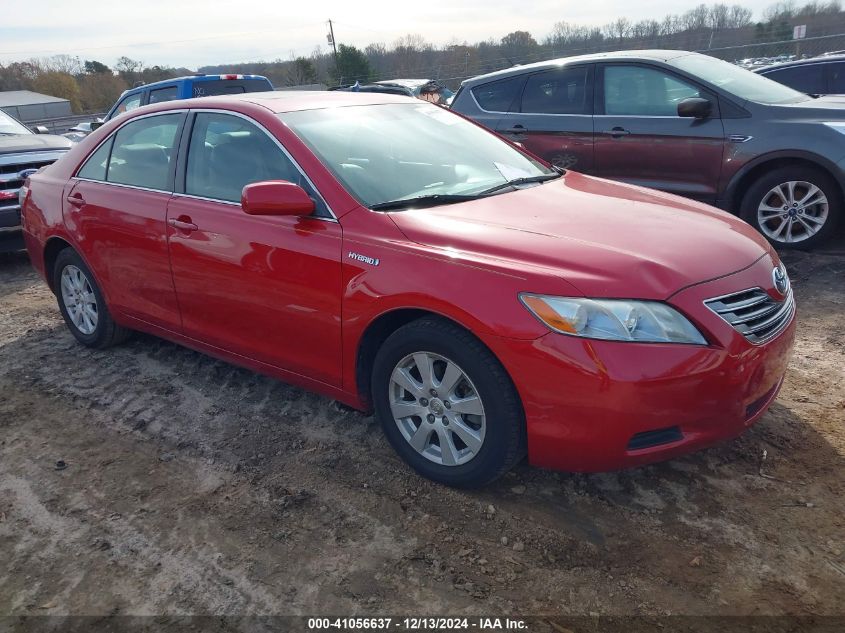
top-left (756, 55), bottom-right (845, 73)
top-left (134, 90), bottom-right (416, 115)
top-left (460, 49), bottom-right (698, 86)
top-left (124, 74), bottom-right (270, 93)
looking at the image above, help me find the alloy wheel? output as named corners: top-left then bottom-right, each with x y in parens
top-left (389, 351), bottom-right (486, 466)
top-left (60, 265), bottom-right (98, 335)
top-left (757, 180), bottom-right (828, 244)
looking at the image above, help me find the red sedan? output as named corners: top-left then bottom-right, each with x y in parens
top-left (20, 92), bottom-right (796, 487)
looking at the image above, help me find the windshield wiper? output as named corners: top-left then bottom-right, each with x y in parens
top-left (475, 172), bottom-right (562, 196)
top-left (369, 193), bottom-right (482, 211)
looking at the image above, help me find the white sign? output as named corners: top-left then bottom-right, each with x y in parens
top-left (793, 25), bottom-right (807, 39)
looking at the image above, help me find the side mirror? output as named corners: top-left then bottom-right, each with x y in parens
top-left (32, 125), bottom-right (50, 134)
top-left (241, 181), bottom-right (315, 216)
top-left (90, 121), bottom-right (104, 131)
top-left (677, 97), bottom-right (712, 119)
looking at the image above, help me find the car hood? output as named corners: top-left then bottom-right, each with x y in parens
top-left (0, 133), bottom-right (74, 153)
top-left (770, 94), bottom-right (845, 114)
top-left (388, 172), bottom-right (771, 299)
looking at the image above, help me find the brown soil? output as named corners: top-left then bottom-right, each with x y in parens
top-left (1, 248), bottom-right (843, 617)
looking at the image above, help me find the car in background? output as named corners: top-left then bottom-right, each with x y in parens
top-left (755, 55), bottom-right (845, 96)
top-left (104, 74), bottom-right (274, 122)
top-left (331, 79), bottom-right (453, 104)
top-left (21, 91), bottom-right (794, 487)
top-left (0, 109), bottom-right (72, 252)
top-left (451, 49), bottom-right (845, 249)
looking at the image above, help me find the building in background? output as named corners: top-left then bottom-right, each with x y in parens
top-left (0, 90), bottom-right (72, 123)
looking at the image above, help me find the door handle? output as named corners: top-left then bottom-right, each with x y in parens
top-left (168, 217), bottom-right (198, 232)
top-left (604, 127), bottom-right (631, 138)
top-left (503, 125), bottom-right (527, 135)
top-left (66, 193), bottom-right (85, 207)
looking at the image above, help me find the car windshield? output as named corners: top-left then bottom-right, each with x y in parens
top-left (0, 111), bottom-right (31, 135)
top-left (671, 53), bottom-right (811, 105)
top-left (280, 103), bottom-right (555, 208)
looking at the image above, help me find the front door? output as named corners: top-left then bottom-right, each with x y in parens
top-left (495, 64), bottom-right (595, 172)
top-left (593, 63), bottom-right (725, 202)
top-left (166, 111), bottom-right (343, 386)
top-left (65, 112), bottom-right (185, 330)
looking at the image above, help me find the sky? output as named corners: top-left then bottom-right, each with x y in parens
top-left (1, 0), bottom-right (779, 70)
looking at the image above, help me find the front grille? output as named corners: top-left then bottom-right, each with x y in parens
top-left (627, 426), bottom-right (683, 451)
top-left (0, 150), bottom-right (69, 218)
top-left (705, 287), bottom-right (794, 344)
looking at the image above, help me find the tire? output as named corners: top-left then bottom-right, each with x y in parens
top-left (53, 248), bottom-right (130, 349)
top-left (372, 317), bottom-right (525, 488)
top-left (740, 165), bottom-right (841, 250)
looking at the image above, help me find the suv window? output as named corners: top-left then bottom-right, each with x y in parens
top-left (828, 62), bottom-right (845, 93)
top-left (766, 64), bottom-right (826, 95)
top-left (109, 92), bottom-right (143, 120)
top-left (604, 65), bottom-right (701, 116)
top-left (185, 112), bottom-right (327, 215)
top-left (106, 113), bottom-right (182, 190)
top-left (149, 86), bottom-right (179, 104)
top-left (521, 66), bottom-right (590, 115)
top-left (192, 78), bottom-right (273, 97)
top-left (471, 76), bottom-right (525, 112)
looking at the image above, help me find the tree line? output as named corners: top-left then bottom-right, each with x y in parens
top-left (1, 1), bottom-right (843, 115)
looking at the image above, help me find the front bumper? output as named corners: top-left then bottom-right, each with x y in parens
top-left (486, 255), bottom-right (796, 472)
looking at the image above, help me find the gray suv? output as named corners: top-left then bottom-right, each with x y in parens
top-left (451, 50), bottom-right (845, 249)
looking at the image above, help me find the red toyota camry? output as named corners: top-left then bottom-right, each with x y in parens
top-left (20, 92), bottom-right (796, 487)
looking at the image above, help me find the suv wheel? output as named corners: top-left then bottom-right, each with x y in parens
top-left (740, 166), bottom-right (840, 249)
top-left (53, 249), bottom-right (130, 348)
top-left (372, 317), bottom-right (525, 488)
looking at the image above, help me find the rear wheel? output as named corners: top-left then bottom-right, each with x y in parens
top-left (740, 166), bottom-right (840, 250)
top-left (372, 317), bottom-right (525, 488)
top-left (53, 249), bottom-right (130, 348)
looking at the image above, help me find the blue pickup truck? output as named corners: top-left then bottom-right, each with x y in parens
top-left (104, 74), bottom-right (274, 121)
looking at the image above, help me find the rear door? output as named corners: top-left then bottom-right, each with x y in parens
top-left (592, 63), bottom-right (725, 202)
top-left (495, 65), bottom-right (594, 171)
top-left (66, 111), bottom-right (186, 330)
top-left (166, 111), bottom-right (343, 385)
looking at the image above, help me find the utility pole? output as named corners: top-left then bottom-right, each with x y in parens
top-left (327, 19), bottom-right (339, 72)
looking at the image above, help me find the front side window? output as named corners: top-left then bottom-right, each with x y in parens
top-left (521, 66), bottom-right (590, 115)
top-left (281, 103), bottom-right (555, 208)
top-left (106, 113), bottom-right (182, 190)
top-left (765, 65), bottom-right (826, 95)
top-left (109, 92), bottom-right (143, 120)
top-left (604, 65), bottom-right (701, 116)
top-left (149, 86), bottom-right (179, 104)
top-left (185, 112), bottom-right (326, 214)
top-left (471, 76), bottom-right (525, 112)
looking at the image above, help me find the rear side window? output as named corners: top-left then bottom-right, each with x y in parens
top-left (106, 114), bottom-right (182, 191)
top-left (185, 112), bottom-right (327, 215)
top-left (191, 78), bottom-right (273, 97)
top-left (828, 62), bottom-right (845, 93)
top-left (77, 137), bottom-right (114, 181)
top-left (765, 64), bottom-right (826, 95)
top-left (471, 76), bottom-right (525, 112)
top-left (149, 86), bottom-right (179, 104)
top-left (521, 66), bottom-right (590, 115)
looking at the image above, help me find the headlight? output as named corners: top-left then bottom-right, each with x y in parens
top-left (823, 122), bottom-right (845, 135)
top-left (520, 294), bottom-right (707, 344)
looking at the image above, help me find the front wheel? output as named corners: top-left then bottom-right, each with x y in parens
top-left (372, 317), bottom-right (525, 488)
top-left (740, 166), bottom-right (841, 250)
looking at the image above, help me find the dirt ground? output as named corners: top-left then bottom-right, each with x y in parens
top-left (0, 247), bottom-right (843, 620)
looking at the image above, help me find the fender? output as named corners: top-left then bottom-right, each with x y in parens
top-left (720, 149), bottom-right (845, 211)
